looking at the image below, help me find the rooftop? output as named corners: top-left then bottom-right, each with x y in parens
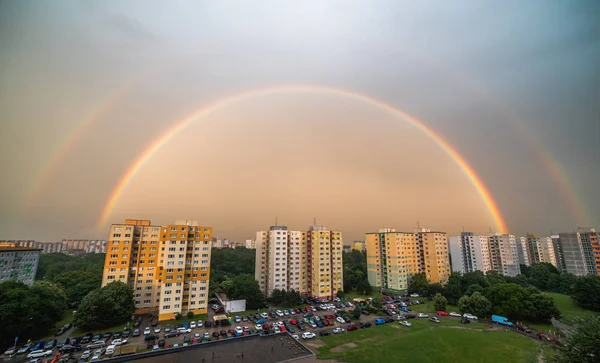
top-left (0, 246), bottom-right (42, 252)
top-left (104, 334), bottom-right (315, 363)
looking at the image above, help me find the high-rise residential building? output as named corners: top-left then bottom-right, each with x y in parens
top-left (449, 233), bottom-right (491, 274)
top-left (255, 225), bottom-right (342, 300)
top-left (524, 234), bottom-right (557, 267)
top-left (414, 228), bottom-right (450, 283)
top-left (488, 233), bottom-right (521, 277)
top-left (245, 239), bottom-right (256, 249)
top-left (577, 228), bottom-right (600, 275)
top-left (516, 237), bottom-right (531, 266)
top-left (557, 232), bottom-right (588, 276)
top-left (101, 219), bottom-right (212, 320)
top-left (551, 235), bottom-right (565, 272)
top-left (366, 229), bottom-right (418, 291)
top-left (352, 241), bottom-right (365, 252)
top-left (0, 246), bottom-right (41, 285)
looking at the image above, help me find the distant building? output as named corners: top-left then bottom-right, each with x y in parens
top-left (577, 227), bottom-right (600, 275)
top-left (352, 241), bottom-right (365, 252)
top-left (255, 224), bottom-right (343, 300)
top-left (0, 246), bottom-right (41, 285)
top-left (449, 233), bottom-right (492, 274)
top-left (524, 234), bottom-right (557, 268)
top-left (557, 232), bottom-right (589, 276)
top-left (488, 233), bottom-right (521, 277)
top-left (515, 237), bottom-right (531, 266)
top-left (551, 235), bottom-right (565, 272)
top-left (245, 239), bottom-right (256, 249)
top-left (343, 245), bottom-right (351, 253)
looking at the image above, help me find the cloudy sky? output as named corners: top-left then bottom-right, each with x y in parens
top-left (1, 0), bottom-right (598, 242)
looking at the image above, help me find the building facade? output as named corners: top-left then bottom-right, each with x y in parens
top-left (245, 239), bottom-right (256, 249)
top-left (488, 233), bottom-right (521, 277)
top-left (0, 246), bottom-right (41, 285)
top-left (366, 229), bottom-right (418, 291)
top-left (551, 235), bottom-right (565, 272)
top-left (449, 233), bottom-right (491, 274)
top-left (352, 241), bottom-right (365, 252)
top-left (255, 225), bottom-right (342, 300)
top-left (557, 232), bottom-right (588, 276)
top-left (523, 234), bottom-right (557, 268)
top-left (516, 237), bottom-right (531, 266)
top-left (414, 228), bottom-right (450, 283)
top-left (101, 219), bottom-right (212, 320)
top-left (577, 228), bottom-right (600, 275)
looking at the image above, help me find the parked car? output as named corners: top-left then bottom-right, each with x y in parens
top-left (449, 312), bottom-right (461, 317)
top-left (437, 311), bottom-right (449, 316)
top-left (27, 350), bottom-right (53, 359)
top-left (332, 327), bottom-right (345, 334)
top-left (418, 313), bottom-right (428, 318)
top-left (515, 324), bottom-right (531, 333)
top-left (460, 317), bottom-right (470, 324)
top-left (492, 315), bottom-right (513, 326)
top-left (302, 332), bottom-right (316, 340)
top-left (375, 318), bottom-right (386, 325)
top-left (429, 317), bottom-right (440, 323)
top-left (399, 321), bottom-right (412, 327)
top-left (463, 313), bottom-right (478, 320)
top-left (80, 349), bottom-right (92, 359)
top-left (132, 329), bottom-right (140, 337)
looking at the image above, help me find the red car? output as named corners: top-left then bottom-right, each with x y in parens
top-left (437, 311), bottom-right (449, 316)
top-left (347, 324), bottom-right (358, 331)
top-left (290, 319), bottom-right (297, 325)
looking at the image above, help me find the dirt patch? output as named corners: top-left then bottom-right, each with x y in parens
top-left (330, 342), bottom-right (358, 353)
top-left (303, 339), bottom-right (326, 349)
top-left (359, 337), bottom-right (378, 343)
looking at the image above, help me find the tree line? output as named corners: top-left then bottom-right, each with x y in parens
top-left (343, 250), bottom-right (372, 295)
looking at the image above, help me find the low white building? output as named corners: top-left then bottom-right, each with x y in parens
top-left (216, 293), bottom-right (246, 313)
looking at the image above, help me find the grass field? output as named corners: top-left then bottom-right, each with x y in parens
top-left (344, 290), bottom-right (382, 301)
top-left (546, 292), bottom-right (597, 321)
top-left (314, 319), bottom-right (539, 363)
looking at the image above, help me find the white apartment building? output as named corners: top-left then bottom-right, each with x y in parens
top-left (449, 233), bottom-right (491, 274)
top-left (255, 225), bottom-right (343, 300)
top-left (489, 233), bottom-right (521, 277)
top-left (245, 239), bottom-right (256, 249)
top-left (0, 246), bottom-right (41, 285)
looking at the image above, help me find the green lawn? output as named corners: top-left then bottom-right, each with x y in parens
top-left (54, 310), bottom-right (75, 330)
top-left (314, 319), bottom-right (539, 363)
top-left (407, 297), bottom-right (459, 315)
top-left (344, 290), bottom-right (382, 301)
top-left (546, 292), bottom-right (598, 321)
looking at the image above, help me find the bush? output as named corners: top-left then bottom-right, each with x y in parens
top-left (175, 313), bottom-right (182, 321)
top-left (187, 311), bottom-right (194, 319)
top-left (432, 293), bottom-right (447, 311)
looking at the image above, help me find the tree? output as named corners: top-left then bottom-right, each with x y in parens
top-left (519, 264), bottom-right (532, 278)
top-left (73, 281), bottom-right (135, 330)
top-left (458, 292), bottom-right (491, 318)
top-left (465, 284), bottom-right (484, 296)
top-left (343, 250), bottom-right (367, 292)
top-left (461, 271), bottom-right (490, 293)
top-left (485, 283), bottom-right (560, 322)
top-left (187, 311), bottom-right (195, 319)
top-left (432, 293), bottom-right (447, 312)
top-left (557, 316), bottom-right (600, 363)
top-left (571, 275), bottom-right (600, 311)
top-left (269, 289), bottom-right (285, 305)
top-left (407, 273), bottom-right (428, 296)
top-left (53, 270), bottom-right (102, 305)
top-left (355, 279), bottom-right (372, 296)
top-left (485, 270), bottom-right (506, 286)
top-left (529, 263), bottom-right (560, 290)
top-left (556, 273), bottom-right (578, 295)
top-left (426, 283), bottom-right (446, 298)
top-left (225, 274), bottom-right (266, 309)
top-left (352, 305), bottom-right (361, 320)
top-left (445, 272), bottom-right (463, 304)
top-left (336, 289), bottom-right (345, 299)
top-left (0, 281), bottom-right (68, 351)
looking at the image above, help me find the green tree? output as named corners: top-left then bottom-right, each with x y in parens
top-left (73, 281), bottom-right (135, 330)
top-left (355, 279), bottom-right (372, 295)
top-left (352, 305), bottom-right (361, 320)
top-left (556, 273), bottom-right (578, 295)
top-left (336, 289), bottom-right (345, 299)
top-left (571, 275), bottom-right (600, 311)
top-left (557, 316), bottom-right (600, 363)
top-left (269, 289), bottom-right (285, 305)
top-left (426, 283), bottom-right (446, 298)
top-left (519, 264), bottom-right (532, 278)
top-left (529, 262), bottom-right (560, 290)
top-left (407, 273), bottom-right (428, 296)
top-left (485, 270), bottom-right (506, 286)
top-left (485, 283), bottom-right (560, 322)
top-left (465, 284), bottom-right (484, 296)
top-left (445, 272), bottom-right (463, 304)
top-left (461, 271), bottom-right (490, 292)
top-left (432, 293), bottom-right (447, 312)
top-left (226, 274), bottom-right (266, 309)
top-left (458, 292), bottom-right (491, 318)
top-left (53, 270), bottom-right (102, 305)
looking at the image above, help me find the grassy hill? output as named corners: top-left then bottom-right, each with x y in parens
top-left (313, 319), bottom-right (539, 363)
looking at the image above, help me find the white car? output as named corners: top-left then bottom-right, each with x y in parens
top-left (90, 354), bottom-right (101, 361)
top-left (347, 302), bottom-right (354, 307)
top-left (463, 313), bottom-right (478, 320)
top-left (302, 332), bottom-right (316, 340)
top-left (190, 321), bottom-right (196, 329)
top-left (194, 333), bottom-right (201, 339)
top-left (276, 310), bottom-right (284, 317)
top-left (154, 326), bottom-right (161, 333)
top-left (418, 313), bottom-right (428, 318)
top-left (80, 349), bottom-right (92, 359)
top-left (203, 333), bottom-right (210, 339)
top-left (400, 321), bottom-right (412, 327)
top-left (197, 320), bottom-right (203, 328)
top-left (111, 339), bottom-right (127, 346)
top-left (105, 345), bottom-right (116, 355)
top-left (27, 350), bottom-right (53, 359)
top-left (260, 312), bottom-right (268, 319)
top-left (336, 317), bottom-right (346, 324)
top-left (255, 324), bottom-right (263, 331)
top-left (273, 326), bottom-right (280, 333)
top-left (410, 293), bottom-right (419, 297)
top-left (332, 327), bottom-right (345, 334)
top-left (177, 327), bottom-right (191, 334)
top-left (143, 327), bottom-right (151, 335)
top-left (276, 321), bottom-right (284, 327)
top-left (235, 326), bottom-right (243, 334)
top-left (292, 334), bottom-right (299, 340)
top-left (449, 312), bottom-right (461, 317)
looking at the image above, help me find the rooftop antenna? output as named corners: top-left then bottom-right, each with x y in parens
top-left (489, 226), bottom-right (492, 233)
top-left (417, 221), bottom-right (420, 229)
top-left (313, 217), bottom-right (316, 226)
top-left (275, 217), bottom-right (278, 227)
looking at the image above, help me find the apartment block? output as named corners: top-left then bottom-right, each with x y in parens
top-left (414, 228), bottom-right (450, 283)
top-left (352, 241), bottom-right (365, 252)
top-left (522, 234), bottom-right (557, 268)
top-left (551, 235), bottom-right (565, 272)
top-left (101, 219), bottom-right (212, 320)
top-left (366, 229), bottom-right (418, 291)
top-left (245, 239), bottom-right (256, 249)
top-left (255, 225), bottom-right (342, 300)
top-left (515, 237), bottom-right (531, 266)
top-left (557, 232), bottom-right (588, 275)
top-left (449, 233), bottom-right (491, 274)
top-left (0, 246), bottom-right (41, 285)
top-left (577, 228), bottom-right (600, 275)
top-left (488, 233), bottom-right (521, 277)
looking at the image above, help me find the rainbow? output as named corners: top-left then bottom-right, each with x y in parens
top-left (97, 84), bottom-right (509, 233)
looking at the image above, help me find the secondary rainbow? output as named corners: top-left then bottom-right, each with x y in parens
top-left (97, 84), bottom-right (509, 233)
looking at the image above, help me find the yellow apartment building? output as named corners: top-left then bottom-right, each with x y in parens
top-left (352, 240), bottom-right (365, 252)
top-left (102, 219), bottom-right (212, 320)
top-left (414, 228), bottom-right (450, 283)
top-left (366, 229), bottom-right (418, 290)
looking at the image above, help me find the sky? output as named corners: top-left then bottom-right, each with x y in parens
top-left (0, 0), bottom-right (599, 243)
